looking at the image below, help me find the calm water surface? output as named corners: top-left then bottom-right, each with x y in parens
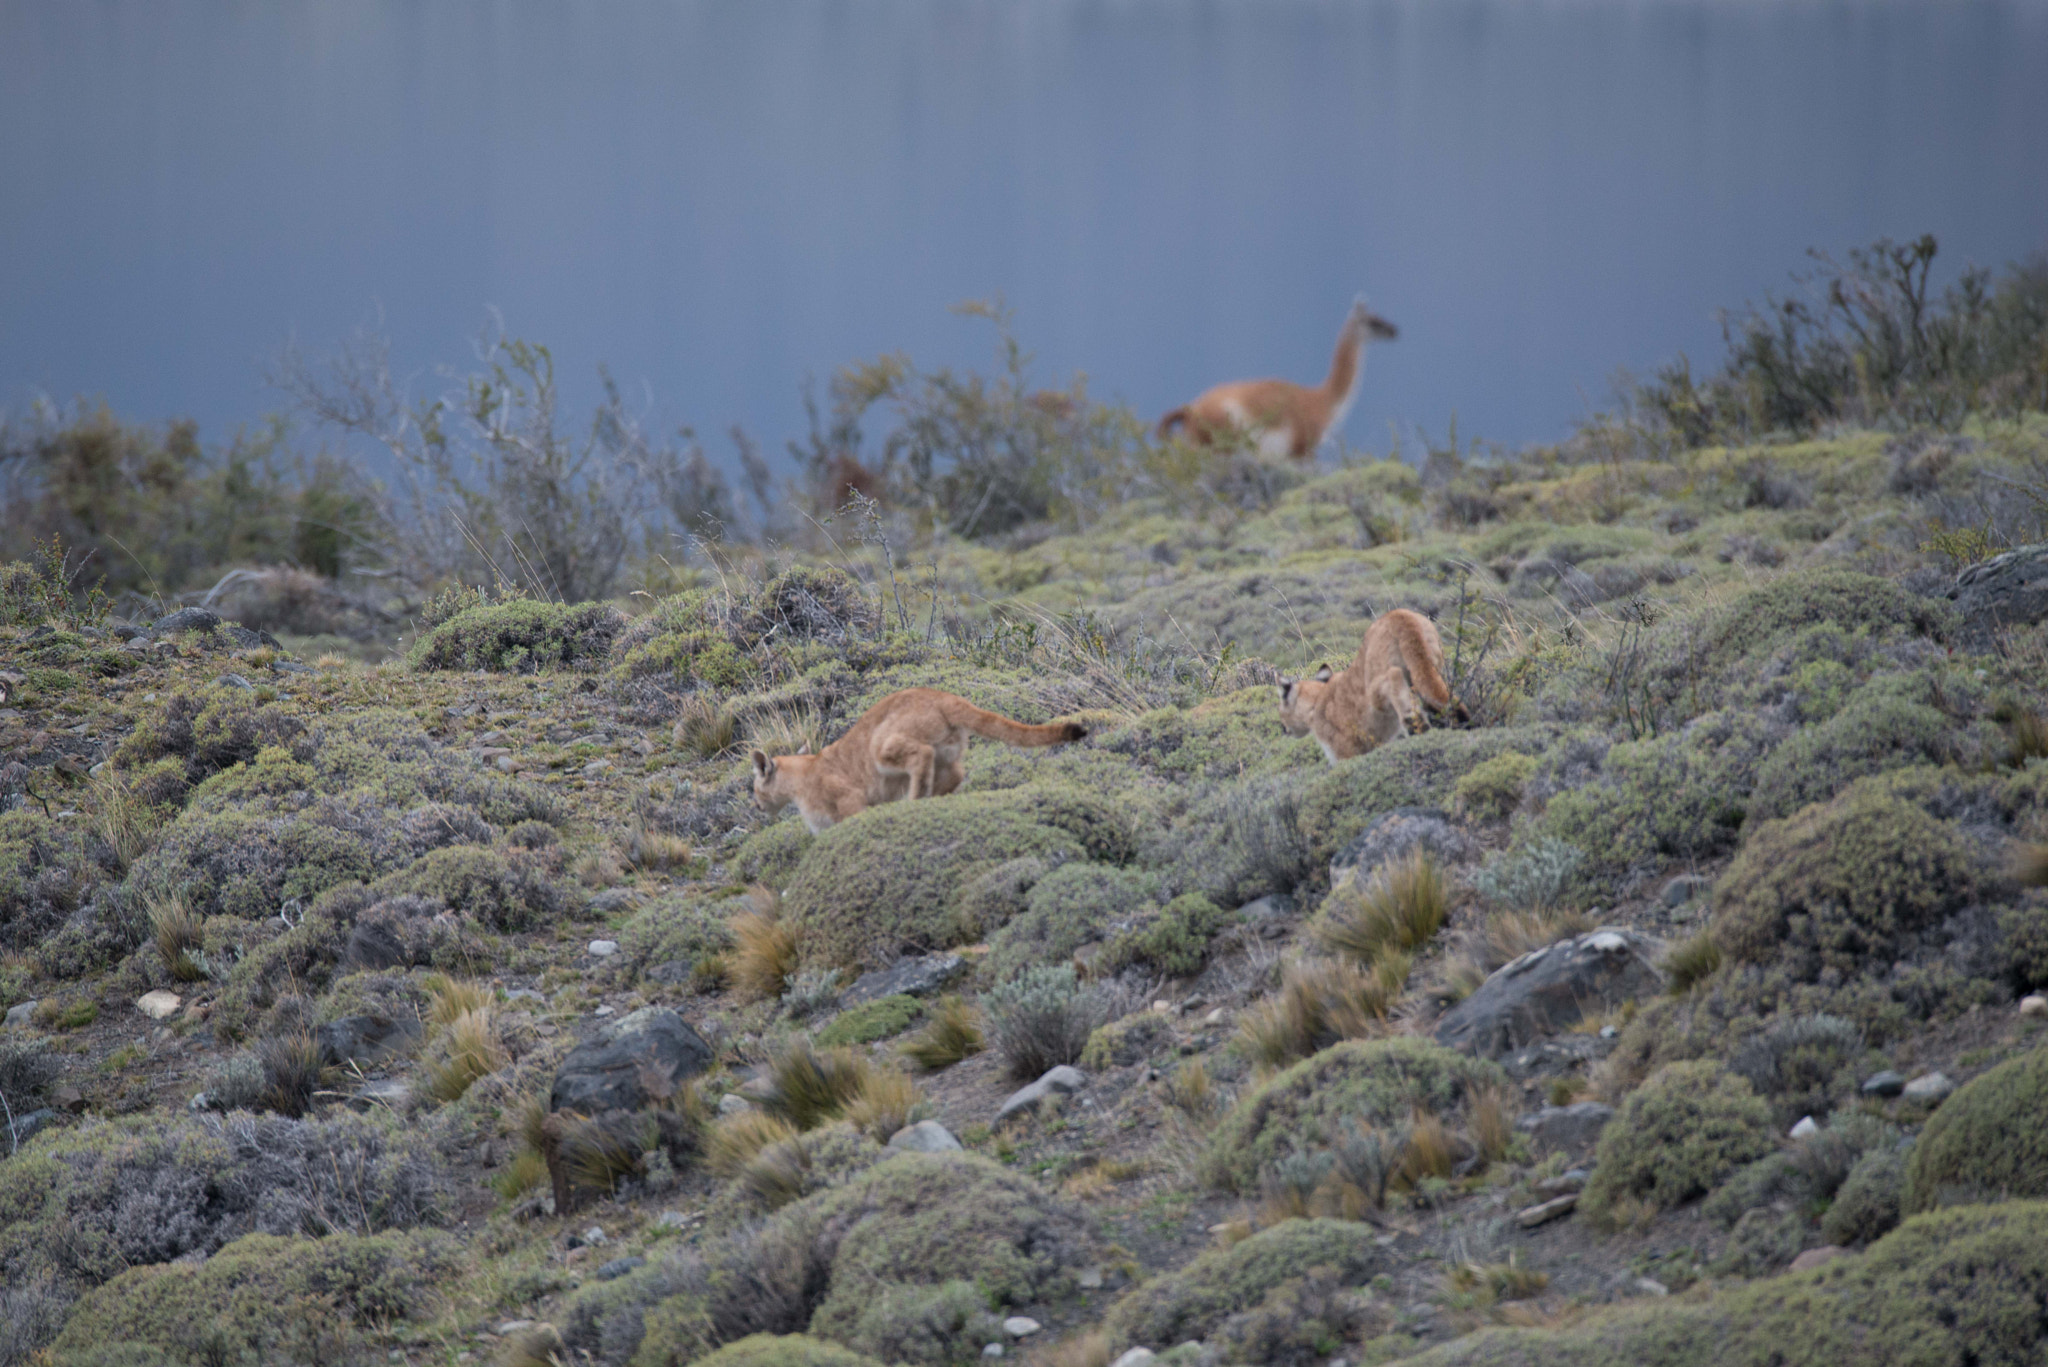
top-left (3, 1), bottom-right (2045, 459)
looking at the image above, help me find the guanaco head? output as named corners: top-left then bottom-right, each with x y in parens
top-left (1349, 296), bottom-right (1399, 341)
top-left (1276, 664), bottom-right (1336, 736)
top-left (750, 745), bottom-right (813, 813)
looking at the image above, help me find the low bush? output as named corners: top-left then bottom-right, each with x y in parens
top-left (985, 863), bottom-right (1159, 983)
top-left (1102, 1219), bottom-right (1389, 1350)
top-left (1714, 778), bottom-right (1980, 980)
top-left (1297, 728), bottom-right (1557, 871)
top-left (693, 1335), bottom-right (886, 1367)
top-left (1579, 1060), bottom-right (1775, 1227)
top-left (1823, 1146), bottom-right (1907, 1246)
top-left (1749, 675), bottom-right (1970, 821)
top-left (737, 819), bottom-right (817, 886)
top-left (1205, 1037), bottom-right (1505, 1192)
top-left (985, 965), bottom-right (1117, 1080)
top-left (407, 597), bottom-right (626, 672)
top-left (1099, 891), bottom-right (1234, 978)
top-left (620, 892), bottom-right (741, 979)
top-left (1080, 1011), bottom-right (1175, 1071)
top-left (1905, 1045), bottom-right (2048, 1213)
top-left (1452, 751), bottom-right (1536, 821)
top-left (370, 844), bottom-right (570, 932)
top-left (1468, 836), bottom-right (1585, 913)
top-left (1728, 1013), bottom-right (1865, 1126)
top-left (818, 995), bottom-right (926, 1047)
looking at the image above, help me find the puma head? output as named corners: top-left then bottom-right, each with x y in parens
top-left (750, 749), bottom-right (791, 813)
top-left (1276, 665), bottom-right (1336, 737)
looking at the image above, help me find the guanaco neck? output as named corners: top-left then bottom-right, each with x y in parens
top-left (1323, 316), bottom-right (1365, 402)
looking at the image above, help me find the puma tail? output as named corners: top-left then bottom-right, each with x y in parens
top-left (948, 699), bottom-right (1088, 747)
top-left (1398, 627), bottom-right (1456, 714)
top-left (1156, 407), bottom-right (1191, 440)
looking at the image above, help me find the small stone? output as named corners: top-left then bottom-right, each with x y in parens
top-left (1516, 1192), bottom-right (1578, 1228)
top-left (1003, 1318), bottom-right (1041, 1338)
top-left (1110, 1351), bottom-right (1156, 1367)
top-left (583, 758), bottom-right (612, 775)
top-left (594, 1005), bottom-right (615, 1017)
top-left (581, 1225), bottom-right (608, 1246)
top-left (718, 1094), bottom-right (754, 1116)
top-left (3, 1000), bottom-right (35, 1029)
top-left (1902, 1071), bottom-right (1954, 1104)
top-left (495, 755), bottom-right (518, 772)
top-left (1634, 1277), bottom-right (1669, 1297)
top-left (1078, 1267), bottom-right (1106, 1290)
top-left (1789, 1115), bottom-right (1820, 1139)
top-left (1661, 874), bottom-right (1710, 908)
top-left (1533, 1170), bottom-right (1587, 1197)
top-left (151, 605), bottom-right (221, 635)
top-left (595, 1256), bottom-right (645, 1281)
top-left (888, 1119), bottom-right (963, 1152)
top-left (136, 989), bottom-right (181, 1020)
top-left (2022, 995), bottom-right (2048, 1019)
top-left (214, 673), bottom-right (255, 691)
top-left (588, 940), bottom-right (619, 957)
top-left (982, 1346), bottom-right (1004, 1360)
top-left (1598, 1024), bottom-right (1618, 1039)
top-left (496, 1321), bottom-right (535, 1335)
top-left (1788, 1245), bottom-right (1845, 1273)
top-left (1151, 1000), bottom-right (1172, 1013)
top-left (1862, 1070), bottom-right (1906, 1097)
top-left (1204, 1008), bottom-right (1226, 1026)
top-left (188, 1091), bottom-right (212, 1111)
top-left (505, 988), bottom-right (546, 1004)
top-left (655, 1211), bottom-right (691, 1230)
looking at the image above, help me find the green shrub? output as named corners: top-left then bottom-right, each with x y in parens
top-left (1824, 1147), bottom-right (1907, 1246)
top-left (1540, 711), bottom-right (1770, 887)
top-left (1099, 892), bottom-right (1234, 979)
top-left (818, 995), bottom-right (927, 1048)
top-left (1728, 1013), bottom-right (1866, 1127)
top-left (1102, 1219), bottom-right (1389, 1350)
top-left (738, 819), bottom-right (817, 885)
top-left (1905, 1046), bottom-right (2048, 1213)
top-left (111, 687), bottom-right (306, 790)
top-left (984, 863), bottom-right (1158, 983)
top-left (1705, 570), bottom-right (1956, 674)
top-left (782, 790), bottom-right (1098, 973)
top-left (1080, 1011), bottom-right (1175, 1070)
top-left (2000, 902), bottom-right (2048, 990)
top-left (0, 808), bottom-right (87, 953)
top-left (369, 845), bottom-right (569, 932)
top-left (1749, 675), bottom-right (1969, 821)
top-left (1453, 751), bottom-right (1536, 821)
top-left (840, 1281), bottom-right (1002, 1367)
top-left (47, 1230), bottom-right (455, 1362)
top-left (621, 892), bottom-right (742, 978)
top-left (1580, 1061), bottom-right (1775, 1226)
top-left (1298, 727), bottom-right (1558, 870)
top-left (131, 806), bottom-right (383, 921)
top-left (984, 965), bottom-right (1115, 1080)
top-left (1714, 778), bottom-right (1980, 980)
top-left (1204, 1038), bottom-right (1506, 1192)
top-left (1159, 772), bottom-right (1320, 907)
top-left (407, 598), bottom-right (625, 672)
top-left (1384, 1201), bottom-right (2048, 1367)
top-left (1099, 689), bottom-right (1314, 782)
top-left (693, 1335), bottom-right (886, 1367)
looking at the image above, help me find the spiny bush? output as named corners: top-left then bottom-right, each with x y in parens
top-left (0, 1032), bottom-right (59, 1113)
top-left (1205, 1037), bottom-right (1506, 1192)
top-left (1102, 1219), bottom-right (1390, 1351)
top-left (1714, 777), bottom-right (1980, 980)
top-left (1312, 848), bottom-right (1448, 965)
top-left (984, 965), bottom-right (1117, 1080)
top-left (1579, 1060), bottom-right (1775, 1228)
top-left (1904, 1045), bottom-right (2048, 1213)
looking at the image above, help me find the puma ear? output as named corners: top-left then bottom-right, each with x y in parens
top-left (1278, 681), bottom-right (1295, 704)
top-left (1313, 664), bottom-right (1334, 683)
top-left (751, 749), bottom-right (773, 777)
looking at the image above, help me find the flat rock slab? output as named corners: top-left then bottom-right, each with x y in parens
top-left (1515, 1102), bottom-right (1614, 1156)
top-left (317, 1014), bottom-right (423, 1068)
top-left (1517, 1193), bottom-right (1578, 1228)
top-left (1436, 928), bottom-right (1665, 1059)
top-left (1330, 807), bottom-right (1476, 883)
top-left (1862, 1070), bottom-right (1906, 1097)
top-left (996, 1065), bottom-right (1087, 1123)
top-left (549, 1006), bottom-right (713, 1115)
top-left (1950, 542), bottom-right (2048, 648)
top-left (1902, 1071), bottom-right (1954, 1104)
top-left (151, 606), bottom-right (222, 634)
top-left (843, 953), bottom-right (970, 1006)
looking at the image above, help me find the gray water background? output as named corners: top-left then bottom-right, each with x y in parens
top-left (3, 0), bottom-right (2045, 464)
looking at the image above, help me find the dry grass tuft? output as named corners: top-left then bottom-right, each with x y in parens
top-left (93, 778), bottom-right (160, 874)
top-left (707, 1109), bottom-right (801, 1179)
top-left (257, 1031), bottom-right (325, 1118)
top-left (672, 694), bottom-right (740, 759)
top-left (2015, 841), bottom-right (2048, 888)
top-left (147, 889), bottom-right (205, 982)
top-left (1470, 1083), bottom-right (1513, 1165)
top-left (900, 994), bottom-right (985, 1072)
top-left (626, 818), bottom-right (697, 871)
top-left (1164, 1057), bottom-right (1221, 1123)
top-left (1314, 848), bottom-right (1450, 965)
top-left (756, 1038), bottom-right (871, 1129)
top-left (1662, 929), bottom-right (1725, 994)
top-left (1398, 1109), bottom-right (1456, 1188)
top-left (1236, 954), bottom-right (1406, 1071)
top-left (424, 974), bottom-right (494, 1027)
top-left (555, 1110), bottom-right (654, 1197)
top-left (424, 995), bottom-right (508, 1104)
top-left (730, 887), bottom-right (799, 1001)
top-left (842, 1064), bottom-right (927, 1141)
top-left (1028, 1330), bottom-right (1113, 1367)
top-left (749, 703), bottom-right (825, 758)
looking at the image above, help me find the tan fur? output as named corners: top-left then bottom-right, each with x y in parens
top-left (1277, 608), bottom-right (1464, 761)
top-left (1158, 298), bottom-right (1398, 458)
top-left (751, 687), bottom-right (1087, 832)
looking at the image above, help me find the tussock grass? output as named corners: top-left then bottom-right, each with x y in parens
top-left (1028, 1329), bottom-right (1113, 1367)
top-left (749, 703), bottom-right (824, 758)
top-left (92, 778), bottom-right (159, 873)
top-left (1398, 1109), bottom-right (1456, 1188)
top-left (1470, 1084), bottom-right (1514, 1165)
top-left (1236, 954), bottom-right (1406, 1071)
top-left (841, 1065), bottom-right (927, 1141)
top-left (1314, 849), bottom-right (1450, 966)
top-left (707, 1110), bottom-right (801, 1179)
top-left (422, 986), bottom-right (508, 1103)
top-left (672, 694), bottom-right (740, 759)
top-left (424, 974), bottom-right (493, 1026)
top-left (492, 1148), bottom-right (550, 1200)
top-left (257, 1031), bottom-right (325, 1118)
top-left (1663, 929), bottom-right (1725, 994)
top-left (626, 817), bottom-right (696, 871)
top-left (147, 889), bottom-right (205, 982)
top-left (756, 1038), bottom-right (872, 1129)
top-left (555, 1110), bottom-right (654, 1197)
top-left (899, 994), bottom-right (985, 1072)
top-left (1165, 1057), bottom-right (1221, 1123)
top-left (730, 887), bottom-right (799, 1001)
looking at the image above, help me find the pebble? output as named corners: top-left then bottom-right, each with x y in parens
top-left (588, 940), bottom-right (619, 957)
top-left (213, 673), bottom-right (255, 691)
top-left (581, 1225), bottom-right (608, 1246)
top-left (1151, 1000), bottom-right (1172, 1013)
top-left (1110, 1351), bottom-right (1155, 1367)
top-left (495, 755), bottom-right (517, 772)
top-left (1861, 1070), bottom-right (1906, 1098)
top-left (2022, 995), bottom-right (2048, 1019)
top-left (583, 758), bottom-right (612, 775)
top-left (1003, 1318), bottom-right (1041, 1338)
top-left (1789, 1115), bottom-right (1820, 1139)
top-left (718, 1094), bottom-right (754, 1116)
top-left (593, 1005), bottom-right (615, 1017)
top-left (1203, 1008), bottom-right (1226, 1026)
top-left (1902, 1071), bottom-right (1954, 1104)
top-left (1078, 1267), bottom-right (1105, 1290)
top-left (655, 1211), bottom-right (693, 1230)
top-left (887, 1119), bottom-right (964, 1152)
top-left (982, 1346), bottom-right (1004, 1359)
top-left (495, 1321), bottom-right (535, 1335)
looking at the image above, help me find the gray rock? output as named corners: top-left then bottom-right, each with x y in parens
top-left (719, 1093), bottom-right (754, 1117)
top-left (1514, 1101), bottom-right (1614, 1156)
top-left (549, 1007), bottom-right (714, 1115)
top-left (1661, 874), bottom-right (1711, 908)
top-left (1534, 1169), bottom-right (1589, 1197)
top-left (1111, 1351), bottom-right (1157, 1367)
top-left (152, 606), bottom-right (221, 635)
top-left (888, 1119), bottom-right (963, 1153)
top-left (1236, 893), bottom-right (1297, 921)
top-left (1902, 1071), bottom-right (1954, 1104)
top-left (1950, 542), bottom-right (2048, 649)
top-left (646, 959), bottom-right (694, 985)
top-left (588, 940), bottom-right (619, 957)
top-left (5, 1107), bottom-right (60, 1147)
top-left (504, 988), bottom-right (547, 1004)
top-left (1517, 1192), bottom-right (1578, 1228)
top-left (3, 1000), bottom-right (36, 1029)
top-left (316, 1014), bottom-right (423, 1068)
top-left (843, 953), bottom-right (971, 1006)
top-left (1436, 929), bottom-right (1665, 1058)
top-left (982, 1346), bottom-right (1004, 1360)
top-left (1790, 1115), bottom-right (1820, 1139)
top-left (595, 1256), bottom-right (645, 1281)
top-left (220, 625), bottom-right (281, 650)
top-left (583, 758), bottom-right (612, 776)
top-left (995, 1065), bottom-right (1088, 1122)
top-left (590, 888), bottom-right (640, 917)
top-left (214, 673), bottom-right (255, 691)
top-left (273, 659), bottom-right (315, 675)
top-left (1003, 1318), bottom-right (1042, 1338)
top-left (1330, 807), bottom-right (1475, 883)
top-left (1862, 1070), bottom-right (1906, 1097)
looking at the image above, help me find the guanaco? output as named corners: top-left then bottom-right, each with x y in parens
top-left (1277, 608), bottom-right (1465, 762)
top-left (1158, 297), bottom-right (1398, 459)
top-left (750, 687), bottom-right (1088, 832)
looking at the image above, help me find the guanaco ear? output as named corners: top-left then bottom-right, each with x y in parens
top-left (1313, 664), bottom-right (1335, 682)
top-left (797, 742), bottom-right (812, 756)
top-left (751, 749), bottom-right (774, 778)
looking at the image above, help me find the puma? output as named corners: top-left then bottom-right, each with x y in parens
top-left (750, 687), bottom-right (1088, 832)
top-left (1277, 608), bottom-right (1464, 761)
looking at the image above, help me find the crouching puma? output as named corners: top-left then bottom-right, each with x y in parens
top-left (1277, 608), bottom-right (1466, 761)
top-left (750, 687), bottom-right (1088, 832)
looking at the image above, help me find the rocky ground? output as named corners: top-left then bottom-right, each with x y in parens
top-left (4, 416), bottom-right (2048, 1367)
